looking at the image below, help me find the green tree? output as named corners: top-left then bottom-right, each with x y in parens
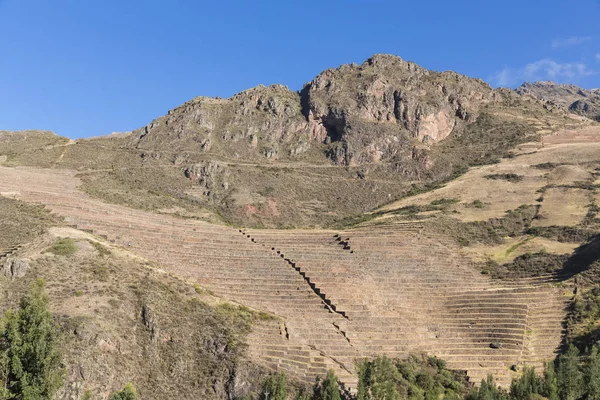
top-left (357, 360), bottom-right (371, 400)
top-left (369, 356), bottom-right (401, 400)
top-left (0, 278), bottom-right (64, 399)
top-left (110, 383), bottom-right (137, 400)
top-left (260, 372), bottom-right (287, 400)
top-left (312, 369), bottom-right (341, 400)
top-left (510, 366), bottom-right (541, 400)
top-left (542, 361), bottom-right (559, 400)
top-left (586, 345), bottom-right (600, 400)
top-left (558, 344), bottom-right (583, 400)
top-left (467, 375), bottom-right (507, 400)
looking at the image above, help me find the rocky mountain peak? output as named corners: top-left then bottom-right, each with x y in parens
top-left (129, 55), bottom-right (512, 167)
top-left (517, 81), bottom-right (600, 121)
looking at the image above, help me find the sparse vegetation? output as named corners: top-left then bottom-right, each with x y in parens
top-left (526, 226), bottom-right (597, 243)
top-left (44, 238), bottom-right (78, 256)
top-left (484, 252), bottom-right (567, 279)
top-left (430, 198), bottom-right (460, 206)
top-left (471, 199), bottom-right (484, 208)
top-left (88, 239), bottom-right (111, 256)
top-left (534, 162), bottom-right (561, 170)
top-left (431, 205), bottom-right (539, 246)
top-left (485, 173), bottom-right (524, 183)
top-left (566, 286), bottom-right (600, 344)
top-left (0, 197), bottom-right (59, 250)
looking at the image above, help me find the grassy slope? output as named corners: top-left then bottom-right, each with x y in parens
top-left (0, 196), bottom-right (60, 249)
top-left (0, 197), bottom-right (268, 399)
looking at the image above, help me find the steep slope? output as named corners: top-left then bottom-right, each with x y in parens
top-left (0, 195), bottom-right (269, 400)
top-left (517, 81), bottom-right (600, 122)
top-left (129, 54), bottom-right (495, 166)
top-left (0, 165), bottom-right (569, 391)
top-left (0, 56), bottom-right (592, 228)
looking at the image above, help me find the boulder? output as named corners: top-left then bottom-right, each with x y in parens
top-left (1, 257), bottom-right (30, 279)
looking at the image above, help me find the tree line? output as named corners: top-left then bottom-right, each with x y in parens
top-left (3, 280), bottom-right (600, 400)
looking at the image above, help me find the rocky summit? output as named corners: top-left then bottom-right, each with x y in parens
top-left (1, 54), bottom-right (600, 399)
top-left (132, 54), bottom-right (499, 166)
top-left (517, 81), bottom-right (600, 122)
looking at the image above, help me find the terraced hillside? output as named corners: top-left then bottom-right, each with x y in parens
top-left (0, 164), bottom-right (569, 391)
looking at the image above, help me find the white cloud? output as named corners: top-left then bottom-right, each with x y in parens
top-left (492, 67), bottom-right (515, 87)
top-left (490, 58), bottom-right (594, 87)
top-left (551, 36), bottom-right (592, 49)
top-left (524, 59), bottom-right (593, 80)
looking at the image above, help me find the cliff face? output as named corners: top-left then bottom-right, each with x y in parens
top-left (129, 54), bottom-right (496, 167)
top-left (517, 81), bottom-right (600, 122)
top-left (301, 54), bottom-right (495, 165)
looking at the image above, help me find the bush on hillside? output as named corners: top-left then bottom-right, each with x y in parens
top-left (110, 383), bottom-right (137, 400)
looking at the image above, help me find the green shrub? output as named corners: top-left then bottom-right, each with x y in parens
top-left (88, 240), bottom-right (111, 256)
top-left (558, 345), bottom-right (583, 400)
top-left (430, 198), bottom-right (460, 206)
top-left (312, 369), bottom-right (341, 400)
top-left (357, 355), bottom-right (469, 400)
top-left (45, 238), bottom-right (78, 256)
top-left (110, 383), bottom-right (137, 400)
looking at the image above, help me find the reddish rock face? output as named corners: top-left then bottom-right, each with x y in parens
top-left (128, 54), bottom-right (497, 167)
top-left (302, 54), bottom-right (495, 165)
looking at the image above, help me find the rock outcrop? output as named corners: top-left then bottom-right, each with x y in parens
top-left (1, 257), bottom-right (30, 280)
top-left (129, 54), bottom-right (497, 167)
top-left (183, 161), bottom-right (230, 199)
top-left (301, 54), bottom-right (494, 165)
top-left (517, 81), bottom-right (600, 121)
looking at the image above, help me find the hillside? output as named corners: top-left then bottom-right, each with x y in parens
top-left (2, 54), bottom-right (600, 398)
top-left (0, 195), bottom-right (272, 399)
top-left (0, 55), bottom-right (592, 229)
top-left (517, 81), bottom-right (600, 122)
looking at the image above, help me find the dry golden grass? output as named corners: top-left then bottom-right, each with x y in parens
top-left (377, 160), bottom-right (546, 222)
top-left (533, 187), bottom-right (591, 227)
top-left (0, 217), bottom-right (270, 399)
top-left (461, 235), bottom-right (579, 264)
top-left (377, 130), bottom-right (600, 223)
top-left (372, 126), bottom-right (600, 269)
top-left (0, 196), bottom-right (60, 249)
top-left (547, 165), bottom-right (594, 185)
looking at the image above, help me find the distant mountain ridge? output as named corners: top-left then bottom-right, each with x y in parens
top-left (516, 81), bottom-right (600, 122)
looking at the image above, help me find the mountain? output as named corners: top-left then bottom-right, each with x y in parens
top-left (131, 54), bottom-right (495, 166)
top-left (0, 55), bottom-right (591, 230)
top-left (2, 54), bottom-right (600, 398)
top-left (516, 81), bottom-right (600, 122)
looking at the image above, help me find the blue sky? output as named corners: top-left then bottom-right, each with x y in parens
top-left (1, 0), bottom-right (599, 139)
